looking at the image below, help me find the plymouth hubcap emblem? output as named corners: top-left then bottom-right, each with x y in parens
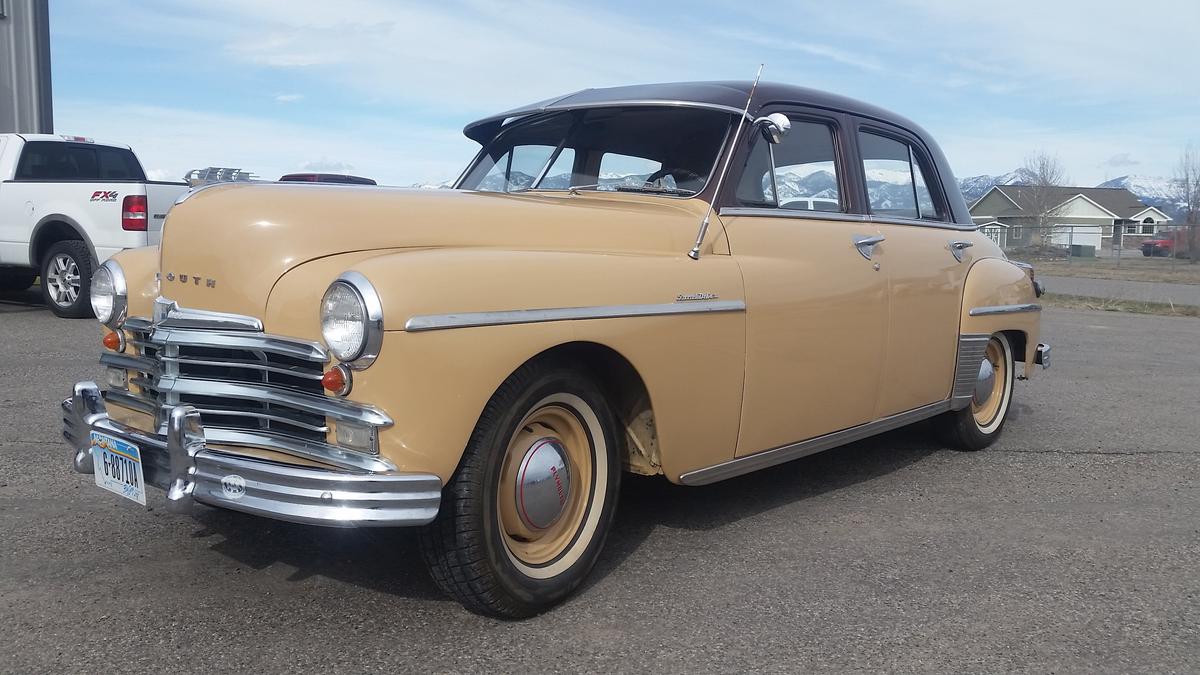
top-left (515, 438), bottom-right (571, 530)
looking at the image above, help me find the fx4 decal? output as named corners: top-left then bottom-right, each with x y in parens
top-left (90, 191), bottom-right (119, 202)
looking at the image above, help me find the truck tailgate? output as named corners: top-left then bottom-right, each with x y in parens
top-left (145, 182), bottom-right (189, 245)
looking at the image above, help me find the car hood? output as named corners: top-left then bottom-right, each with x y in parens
top-left (157, 183), bottom-right (708, 317)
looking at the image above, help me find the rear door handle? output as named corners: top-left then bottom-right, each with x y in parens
top-left (853, 234), bottom-right (885, 260)
top-left (948, 239), bottom-right (974, 262)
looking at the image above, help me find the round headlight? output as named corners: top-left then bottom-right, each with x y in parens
top-left (320, 272), bottom-right (383, 368)
top-left (90, 260), bottom-right (127, 328)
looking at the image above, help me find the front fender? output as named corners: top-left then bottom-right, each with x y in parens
top-left (267, 248), bottom-right (747, 483)
top-left (108, 245), bottom-right (161, 320)
top-left (960, 257), bottom-right (1042, 378)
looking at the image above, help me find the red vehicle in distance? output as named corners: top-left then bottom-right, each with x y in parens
top-left (1141, 229), bottom-right (1191, 258)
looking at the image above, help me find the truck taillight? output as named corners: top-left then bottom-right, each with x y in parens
top-left (121, 195), bottom-right (147, 231)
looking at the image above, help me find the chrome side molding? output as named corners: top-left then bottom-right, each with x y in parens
top-left (405, 300), bottom-right (746, 332)
top-left (968, 303), bottom-right (1042, 317)
top-left (679, 400), bottom-right (951, 486)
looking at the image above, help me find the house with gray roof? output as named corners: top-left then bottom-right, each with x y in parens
top-left (969, 185), bottom-right (1171, 251)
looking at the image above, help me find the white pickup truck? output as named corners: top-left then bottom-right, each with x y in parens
top-left (0, 134), bottom-right (188, 317)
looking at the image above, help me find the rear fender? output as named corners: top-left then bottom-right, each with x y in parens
top-left (959, 257), bottom-right (1042, 378)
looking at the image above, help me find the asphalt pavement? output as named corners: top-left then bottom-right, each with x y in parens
top-left (1, 290), bottom-right (1197, 673)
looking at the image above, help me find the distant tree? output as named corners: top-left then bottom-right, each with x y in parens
top-left (1022, 152), bottom-right (1069, 246)
top-left (1174, 144), bottom-right (1200, 264)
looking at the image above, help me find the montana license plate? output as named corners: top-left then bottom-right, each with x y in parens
top-left (91, 432), bottom-right (147, 506)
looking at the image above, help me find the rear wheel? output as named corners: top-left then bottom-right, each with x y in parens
top-left (40, 240), bottom-right (93, 318)
top-left (935, 333), bottom-right (1015, 451)
top-left (419, 360), bottom-right (621, 618)
top-left (0, 268), bottom-right (37, 292)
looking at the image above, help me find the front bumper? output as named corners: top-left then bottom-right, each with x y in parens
top-left (62, 381), bottom-right (441, 527)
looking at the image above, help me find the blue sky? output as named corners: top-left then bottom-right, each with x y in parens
top-left (49, 0), bottom-right (1199, 187)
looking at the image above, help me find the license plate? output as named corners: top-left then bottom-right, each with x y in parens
top-left (91, 432), bottom-right (146, 506)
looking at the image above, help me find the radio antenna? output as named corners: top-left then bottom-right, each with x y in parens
top-left (689, 63), bottom-right (763, 260)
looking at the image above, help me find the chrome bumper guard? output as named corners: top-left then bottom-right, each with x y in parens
top-left (1035, 343), bottom-right (1051, 368)
top-left (62, 381), bottom-right (441, 527)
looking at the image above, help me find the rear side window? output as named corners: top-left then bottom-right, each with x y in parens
top-left (16, 142), bottom-right (145, 181)
top-left (857, 131), bottom-right (943, 221)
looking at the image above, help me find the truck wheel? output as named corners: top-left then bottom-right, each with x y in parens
top-left (40, 240), bottom-right (94, 318)
top-left (419, 360), bottom-right (621, 618)
top-left (935, 332), bottom-right (1015, 452)
top-left (0, 269), bottom-right (37, 292)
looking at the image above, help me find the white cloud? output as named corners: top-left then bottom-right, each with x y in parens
top-left (300, 159), bottom-right (355, 173)
top-left (273, 93), bottom-right (303, 103)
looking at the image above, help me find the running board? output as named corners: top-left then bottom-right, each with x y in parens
top-left (678, 400), bottom-right (951, 486)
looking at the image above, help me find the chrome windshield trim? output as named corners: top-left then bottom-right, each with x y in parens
top-left (968, 303), bottom-right (1042, 317)
top-left (154, 297), bottom-right (264, 331)
top-left (680, 400), bottom-right (951, 486)
top-left (404, 300), bottom-right (746, 333)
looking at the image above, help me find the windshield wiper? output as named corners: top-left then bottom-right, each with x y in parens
top-left (564, 183), bottom-right (696, 196)
top-left (614, 184), bottom-right (696, 196)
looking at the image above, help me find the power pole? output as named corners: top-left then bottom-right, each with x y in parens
top-left (0, 0), bottom-right (54, 133)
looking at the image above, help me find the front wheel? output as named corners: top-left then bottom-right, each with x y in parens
top-left (419, 360), bottom-right (621, 618)
top-left (935, 332), bottom-right (1015, 451)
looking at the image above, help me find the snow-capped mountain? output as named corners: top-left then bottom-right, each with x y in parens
top-left (957, 168), bottom-right (1038, 203)
top-left (1095, 175), bottom-right (1177, 201)
top-left (1096, 175), bottom-right (1184, 220)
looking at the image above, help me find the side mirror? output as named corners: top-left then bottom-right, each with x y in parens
top-left (754, 113), bottom-right (792, 144)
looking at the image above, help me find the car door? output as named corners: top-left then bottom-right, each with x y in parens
top-left (854, 125), bottom-right (970, 417)
top-left (722, 111), bottom-right (889, 456)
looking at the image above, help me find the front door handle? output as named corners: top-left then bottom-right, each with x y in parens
top-left (853, 234), bottom-right (885, 260)
top-left (948, 239), bottom-right (974, 263)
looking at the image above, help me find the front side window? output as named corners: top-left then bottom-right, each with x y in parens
top-left (735, 119), bottom-right (843, 211)
top-left (459, 107), bottom-right (731, 197)
top-left (858, 131), bottom-right (943, 221)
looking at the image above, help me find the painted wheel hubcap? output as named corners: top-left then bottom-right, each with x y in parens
top-left (497, 402), bottom-right (592, 567)
top-left (46, 254), bottom-right (80, 307)
top-left (514, 438), bottom-right (571, 530)
top-left (971, 338), bottom-right (1008, 428)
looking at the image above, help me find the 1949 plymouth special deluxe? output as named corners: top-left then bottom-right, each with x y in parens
top-left (62, 81), bottom-right (1048, 618)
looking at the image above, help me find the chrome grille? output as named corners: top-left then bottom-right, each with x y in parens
top-left (119, 319), bottom-right (328, 442)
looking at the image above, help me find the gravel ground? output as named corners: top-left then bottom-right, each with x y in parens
top-left (1, 291), bottom-right (1197, 673)
top-left (1041, 275), bottom-right (1200, 306)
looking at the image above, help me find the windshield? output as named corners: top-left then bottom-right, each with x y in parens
top-left (457, 106), bottom-right (732, 196)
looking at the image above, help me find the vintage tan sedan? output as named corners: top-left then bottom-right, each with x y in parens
top-left (63, 81), bottom-right (1048, 618)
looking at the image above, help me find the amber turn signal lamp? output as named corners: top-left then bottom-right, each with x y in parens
top-left (102, 331), bottom-right (122, 352)
top-left (321, 365), bottom-right (351, 396)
